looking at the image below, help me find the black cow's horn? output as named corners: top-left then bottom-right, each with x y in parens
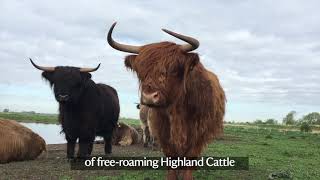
top-left (79, 63), bottom-right (101, 72)
top-left (29, 58), bottom-right (55, 72)
top-left (107, 22), bottom-right (141, 54)
top-left (162, 29), bottom-right (199, 52)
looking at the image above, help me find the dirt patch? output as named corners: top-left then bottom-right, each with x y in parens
top-left (0, 143), bottom-right (162, 179)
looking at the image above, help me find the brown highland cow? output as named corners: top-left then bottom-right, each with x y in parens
top-left (0, 119), bottom-right (46, 163)
top-left (112, 122), bottom-right (141, 146)
top-left (107, 22), bottom-right (226, 180)
top-left (136, 103), bottom-right (155, 147)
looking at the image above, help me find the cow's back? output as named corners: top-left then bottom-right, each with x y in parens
top-left (0, 119), bottom-right (46, 163)
top-left (96, 84), bottom-right (120, 133)
top-left (205, 70), bottom-right (225, 138)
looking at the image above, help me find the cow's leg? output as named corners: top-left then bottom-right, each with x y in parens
top-left (151, 136), bottom-right (159, 150)
top-left (166, 170), bottom-right (178, 180)
top-left (181, 170), bottom-right (194, 180)
top-left (78, 135), bottom-right (94, 159)
top-left (143, 126), bottom-right (151, 147)
top-left (66, 135), bottom-right (77, 159)
top-left (182, 146), bottom-right (201, 180)
top-left (163, 150), bottom-right (178, 180)
top-left (104, 134), bottom-right (112, 154)
top-left (142, 126), bottom-right (147, 147)
top-left (88, 141), bottom-right (94, 155)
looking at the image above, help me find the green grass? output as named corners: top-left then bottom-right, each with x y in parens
top-left (1, 112), bottom-right (319, 179)
top-left (0, 112), bottom-right (140, 125)
top-left (119, 117), bottom-right (141, 126)
top-left (82, 126), bottom-right (320, 180)
top-left (227, 123), bottom-right (320, 131)
top-left (0, 112), bottom-right (58, 124)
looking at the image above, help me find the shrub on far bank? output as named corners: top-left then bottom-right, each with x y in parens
top-left (300, 122), bottom-right (312, 133)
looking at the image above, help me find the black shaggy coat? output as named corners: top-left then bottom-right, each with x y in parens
top-left (58, 80), bottom-right (120, 158)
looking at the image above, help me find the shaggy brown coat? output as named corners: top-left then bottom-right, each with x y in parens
top-left (124, 42), bottom-right (226, 179)
top-left (112, 122), bottom-right (141, 146)
top-left (0, 119), bottom-right (46, 163)
top-left (126, 42), bottom-right (225, 155)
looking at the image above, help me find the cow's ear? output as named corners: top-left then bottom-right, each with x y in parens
top-left (80, 72), bottom-right (92, 80)
top-left (124, 55), bottom-right (137, 70)
top-left (182, 53), bottom-right (199, 93)
top-left (185, 53), bottom-right (199, 72)
top-left (42, 72), bottom-right (54, 85)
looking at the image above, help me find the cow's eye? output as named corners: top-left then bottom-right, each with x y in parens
top-left (160, 70), bottom-right (166, 77)
top-left (168, 69), bottom-right (178, 76)
top-left (171, 71), bottom-right (178, 76)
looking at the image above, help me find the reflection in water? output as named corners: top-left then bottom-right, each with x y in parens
top-left (20, 122), bottom-right (65, 144)
top-left (20, 122), bottom-right (103, 145)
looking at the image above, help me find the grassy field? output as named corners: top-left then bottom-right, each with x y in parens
top-left (0, 112), bottom-right (58, 124)
top-left (0, 112), bottom-right (140, 125)
top-left (1, 112), bottom-right (320, 179)
top-left (94, 126), bottom-right (320, 180)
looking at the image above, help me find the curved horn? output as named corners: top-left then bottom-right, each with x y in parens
top-left (107, 22), bottom-right (141, 54)
top-left (29, 58), bottom-right (55, 72)
top-left (79, 63), bottom-right (101, 73)
top-left (162, 29), bottom-right (199, 52)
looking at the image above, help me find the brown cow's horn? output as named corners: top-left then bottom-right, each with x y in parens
top-left (162, 29), bottom-right (199, 52)
top-left (79, 63), bottom-right (101, 72)
top-left (107, 22), bottom-right (141, 54)
top-left (29, 58), bottom-right (55, 72)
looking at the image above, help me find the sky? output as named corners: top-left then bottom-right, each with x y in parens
top-left (0, 0), bottom-right (319, 122)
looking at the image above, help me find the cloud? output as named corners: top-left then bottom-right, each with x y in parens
top-left (1, 0), bottom-right (320, 120)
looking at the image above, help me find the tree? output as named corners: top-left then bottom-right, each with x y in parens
top-left (254, 119), bottom-right (263, 124)
top-left (283, 111), bottom-right (296, 125)
top-left (3, 108), bottom-right (9, 113)
top-left (302, 112), bottom-right (320, 125)
top-left (300, 122), bottom-right (312, 132)
top-left (265, 118), bottom-right (277, 125)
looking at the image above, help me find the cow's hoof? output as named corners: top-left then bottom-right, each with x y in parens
top-left (105, 145), bottom-right (112, 154)
top-left (67, 155), bottom-right (75, 160)
top-left (105, 151), bottom-right (112, 154)
top-left (76, 154), bottom-right (90, 160)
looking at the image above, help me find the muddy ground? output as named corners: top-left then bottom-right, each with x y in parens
top-left (0, 143), bottom-right (162, 180)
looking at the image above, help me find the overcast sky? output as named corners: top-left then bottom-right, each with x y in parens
top-left (0, 0), bottom-right (319, 121)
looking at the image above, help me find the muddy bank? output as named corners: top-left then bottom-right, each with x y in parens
top-left (0, 143), bottom-right (162, 180)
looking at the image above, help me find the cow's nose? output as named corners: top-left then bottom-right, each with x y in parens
top-left (142, 91), bottom-right (160, 104)
top-left (58, 94), bottom-right (69, 101)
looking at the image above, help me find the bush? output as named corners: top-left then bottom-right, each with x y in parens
top-left (265, 118), bottom-right (277, 125)
top-left (254, 119), bottom-right (263, 124)
top-left (265, 134), bottom-right (273, 139)
top-left (300, 122), bottom-right (312, 132)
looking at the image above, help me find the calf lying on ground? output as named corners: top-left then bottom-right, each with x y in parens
top-left (0, 119), bottom-right (46, 163)
top-left (112, 122), bottom-right (141, 146)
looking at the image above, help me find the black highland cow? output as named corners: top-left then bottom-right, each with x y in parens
top-left (30, 59), bottom-right (119, 158)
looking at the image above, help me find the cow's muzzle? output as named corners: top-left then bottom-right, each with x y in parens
top-left (57, 94), bottom-right (70, 102)
top-left (141, 91), bottom-right (160, 105)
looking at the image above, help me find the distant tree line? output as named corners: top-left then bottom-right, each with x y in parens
top-left (282, 111), bottom-right (320, 125)
top-left (250, 111), bottom-right (320, 126)
top-left (250, 111), bottom-right (319, 133)
top-left (253, 118), bottom-right (278, 125)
